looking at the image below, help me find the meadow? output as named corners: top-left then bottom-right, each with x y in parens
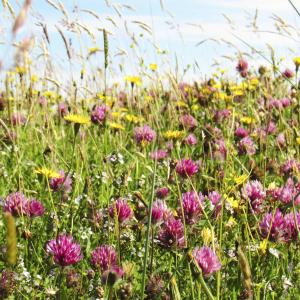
top-left (1, 0), bottom-right (300, 299)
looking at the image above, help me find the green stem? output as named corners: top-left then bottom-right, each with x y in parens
top-left (140, 156), bottom-right (157, 298)
top-left (150, 226), bottom-right (154, 273)
top-left (197, 274), bottom-right (215, 300)
top-left (192, 256), bottom-right (216, 300)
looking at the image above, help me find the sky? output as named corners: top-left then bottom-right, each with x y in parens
top-left (1, 0), bottom-right (300, 85)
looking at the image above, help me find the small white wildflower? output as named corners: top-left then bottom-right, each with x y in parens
top-left (45, 287), bottom-right (58, 295)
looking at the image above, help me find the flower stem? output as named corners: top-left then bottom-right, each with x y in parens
top-left (140, 155), bottom-right (157, 298)
top-left (150, 225), bottom-right (154, 273)
top-left (197, 274), bottom-right (215, 300)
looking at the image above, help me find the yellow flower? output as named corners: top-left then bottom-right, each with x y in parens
top-left (201, 227), bottom-right (213, 245)
top-left (191, 104), bottom-right (199, 111)
top-left (250, 77), bottom-right (259, 86)
top-left (144, 95), bottom-right (153, 103)
top-left (225, 194), bottom-right (240, 210)
top-left (225, 216), bottom-right (237, 228)
top-left (64, 114), bottom-right (91, 125)
top-left (108, 122), bottom-right (125, 130)
top-left (234, 174), bottom-right (248, 185)
top-left (212, 83), bottom-right (221, 89)
top-left (218, 92), bottom-right (227, 101)
top-left (296, 137), bottom-right (300, 145)
top-left (149, 63), bottom-right (157, 71)
top-left (125, 76), bottom-right (142, 86)
top-left (164, 130), bottom-right (184, 140)
top-left (251, 132), bottom-right (258, 138)
top-left (293, 57), bottom-right (300, 67)
top-left (233, 89), bottom-right (244, 97)
top-left (126, 114), bottom-right (144, 124)
top-left (240, 116), bottom-right (254, 125)
top-left (15, 65), bottom-right (26, 75)
top-left (201, 87), bottom-right (212, 95)
top-left (88, 47), bottom-right (101, 55)
top-left (31, 75), bottom-right (38, 83)
top-left (259, 239), bottom-right (268, 254)
top-left (223, 95), bottom-right (233, 103)
top-left (268, 182), bottom-right (277, 190)
top-left (96, 93), bottom-right (106, 101)
top-left (175, 101), bottom-right (188, 108)
top-left (35, 167), bottom-right (60, 179)
top-left (111, 112), bottom-right (122, 119)
top-left (43, 91), bottom-right (56, 99)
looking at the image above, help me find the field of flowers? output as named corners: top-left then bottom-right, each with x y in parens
top-left (1, 1), bottom-right (300, 299)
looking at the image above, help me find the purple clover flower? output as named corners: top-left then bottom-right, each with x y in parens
top-left (46, 234), bottom-right (82, 267)
top-left (193, 246), bottom-right (221, 276)
top-left (176, 159), bottom-right (199, 178)
top-left (109, 199), bottom-right (133, 224)
top-left (134, 125), bottom-right (156, 145)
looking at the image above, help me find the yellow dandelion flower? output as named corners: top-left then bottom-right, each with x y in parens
top-left (240, 116), bottom-right (254, 125)
top-left (202, 87), bottom-right (212, 95)
top-left (293, 57), bottom-right (300, 67)
top-left (31, 75), bottom-right (38, 83)
top-left (88, 47), bottom-right (101, 55)
top-left (126, 114), bottom-right (144, 124)
top-left (64, 114), bottom-right (91, 125)
top-left (15, 66), bottom-right (26, 75)
top-left (164, 130), bottom-right (185, 140)
top-left (96, 93), bottom-right (106, 101)
top-left (125, 76), bottom-right (142, 86)
top-left (43, 91), bottom-right (56, 99)
top-left (250, 77), bottom-right (259, 86)
top-left (240, 82), bottom-right (248, 89)
top-left (218, 92), bottom-right (227, 101)
top-left (108, 122), bottom-right (125, 130)
top-left (35, 167), bottom-right (60, 179)
top-left (149, 63), bottom-right (157, 71)
top-left (105, 100), bottom-right (114, 108)
top-left (296, 137), bottom-right (300, 145)
top-left (233, 89), bottom-right (244, 97)
top-left (234, 174), bottom-right (248, 185)
top-left (176, 101), bottom-right (188, 108)
top-left (212, 83), bottom-right (221, 89)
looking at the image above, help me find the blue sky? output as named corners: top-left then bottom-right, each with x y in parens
top-left (1, 0), bottom-right (300, 84)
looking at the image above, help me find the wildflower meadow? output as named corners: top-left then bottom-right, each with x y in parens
top-left (1, 0), bottom-right (300, 299)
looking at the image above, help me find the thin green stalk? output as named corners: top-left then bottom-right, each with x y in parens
top-left (150, 226), bottom-right (154, 273)
top-left (140, 156), bottom-right (157, 299)
top-left (216, 196), bottom-right (225, 300)
top-left (192, 256), bottom-right (215, 300)
top-left (197, 274), bottom-right (215, 300)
